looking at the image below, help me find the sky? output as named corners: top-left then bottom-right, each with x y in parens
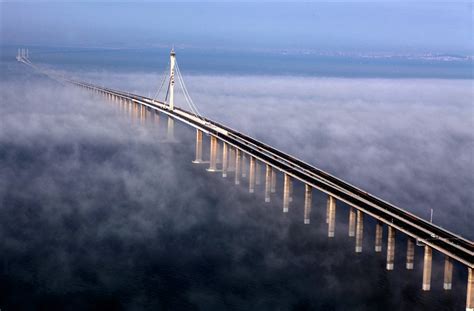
top-left (0, 1), bottom-right (473, 54)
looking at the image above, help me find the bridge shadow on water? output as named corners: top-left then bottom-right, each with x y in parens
top-left (0, 75), bottom-right (467, 310)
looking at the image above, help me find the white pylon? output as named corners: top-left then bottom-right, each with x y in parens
top-left (169, 48), bottom-right (176, 110)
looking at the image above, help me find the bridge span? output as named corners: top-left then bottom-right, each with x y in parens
top-left (17, 49), bottom-right (473, 310)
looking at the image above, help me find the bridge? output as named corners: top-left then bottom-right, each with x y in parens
top-left (17, 48), bottom-right (473, 310)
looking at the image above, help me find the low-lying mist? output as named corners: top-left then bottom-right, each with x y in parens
top-left (70, 70), bottom-right (474, 239)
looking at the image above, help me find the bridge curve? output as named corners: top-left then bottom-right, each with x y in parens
top-left (17, 50), bottom-right (474, 310)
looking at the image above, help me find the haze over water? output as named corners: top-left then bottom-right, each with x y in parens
top-left (1, 2), bottom-right (473, 310)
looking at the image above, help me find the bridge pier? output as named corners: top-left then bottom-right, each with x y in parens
top-left (264, 165), bottom-right (271, 202)
top-left (216, 140), bottom-right (222, 165)
top-left (228, 147), bottom-right (235, 172)
top-left (208, 136), bottom-right (218, 172)
top-left (235, 149), bottom-right (241, 185)
top-left (283, 174), bottom-right (290, 213)
top-left (327, 196), bottom-right (336, 237)
top-left (422, 245), bottom-right (432, 291)
top-left (375, 221), bottom-right (383, 252)
top-left (348, 207), bottom-right (356, 237)
top-left (386, 226), bottom-right (395, 270)
top-left (326, 197), bottom-right (329, 223)
top-left (249, 156), bottom-right (256, 193)
top-left (443, 256), bottom-right (453, 290)
top-left (467, 268), bottom-right (473, 311)
top-left (289, 177), bottom-right (293, 202)
top-left (355, 210), bottom-right (363, 252)
top-left (241, 154), bottom-right (247, 178)
top-left (193, 129), bottom-right (203, 163)
top-left (271, 169), bottom-right (276, 193)
top-left (255, 162), bottom-right (261, 185)
top-left (135, 103), bottom-right (138, 124)
top-left (222, 142), bottom-right (228, 177)
top-left (303, 184), bottom-right (312, 224)
top-left (406, 238), bottom-right (415, 269)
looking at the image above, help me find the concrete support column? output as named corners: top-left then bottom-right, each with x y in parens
top-left (241, 154), bottom-right (247, 178)
top-left (134, 103), bottom-right (137, 118)
top-left (283, 174), bottom-right (290, 213)
top-left (422, 245), bottom-right (433, 291)
top-left (467, 267), bottom-right (473, 311)
top-left (289, 178), bottom-right (293, 202)
top-left (304, 184), bottom-right (312, 224)
top-left (222, 142), bottom-right (228, 177)
top-left (167, 117), bottom-right (174, 140)
top-left (326, 197), bottom-right (330, 224)
top-left (386, 226), bottom-right (396, 270)
top-left (443, 256), bottom-right (453, 290)
top-left (265, 165), bottom-right (271, 203)
top-left (375, 222), bottom-right (383, 252)
top-left (216, 140), bottom-right (222, 165)
top-left (193, 129), bottom-right (203, 163)
top-left (228, 148), bottom-right (235, 171)
top-left (355, 210), bottom-right (363, 252)
top-left (208, 136), bottom-right (218, 172)
top-left (406, 238), bottom-right (415, 270)
top-left (249, 157), bottom-right (256, 193)
top-left (271, 170), bottom-right (276, 193)
top-left (235, 149), bottom-right (241, 185)
top-left (348, 207), bottom-right (356, 237)
top-left (255, 162), bottom-right (261, 185)
top-left (327, 196), bottom-right (336, 238)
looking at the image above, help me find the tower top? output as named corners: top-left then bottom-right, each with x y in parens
top-left (170, 47), bottom-right (175, 56)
